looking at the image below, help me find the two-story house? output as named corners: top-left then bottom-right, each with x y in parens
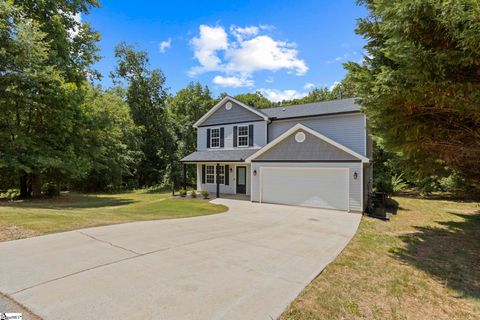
top-left (181, 96), bottom-right (373, 212)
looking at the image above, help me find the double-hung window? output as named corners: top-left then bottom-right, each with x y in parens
top-left (237, 125), bottom-right (249, 147)
top-left (210, 128), bottom-right (220, 148)
top-left (216, 166), bottom-right (225, 184)
top-left (205, 165), bottom-right (225, 184)
top-left (206, 165), bottom-right (215, 183)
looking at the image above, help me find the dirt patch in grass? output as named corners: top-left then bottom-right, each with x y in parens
top-left (0, 224), bottom-right (40, 242)
top-left (281, 196), bottom-right (480, 320)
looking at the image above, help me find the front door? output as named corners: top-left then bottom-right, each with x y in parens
top-left (236, 166), bottom-right (247, 194)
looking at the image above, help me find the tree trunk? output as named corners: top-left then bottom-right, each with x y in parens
top-left (19, 173), bottom-right (29, 198)
top-left (31, 170), bottom-right (41, 198)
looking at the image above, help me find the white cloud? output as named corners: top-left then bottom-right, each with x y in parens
top-left (304, 82), bottom-right (315, 90)
top-left (329, 81), bottom-right (340, 91)
top-left (265, 77), bottom-right (274, 83)
top-left (189, 24), bottom-right (308, 87)
top-left (259, 88), bottom-right (308, 102)
top-left (159, 38), bottom-right (172, 53)
top-left (225, 35), bottom-right (308, 76)
top-left (213, 75), bottom-right (254, 88)
top-left (230, 25), bottom-right (259, 41)
top-left (189, 25), bottom-right (228, 75)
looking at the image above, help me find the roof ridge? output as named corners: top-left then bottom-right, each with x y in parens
top-left (260, 97), bottom-right (357, 111)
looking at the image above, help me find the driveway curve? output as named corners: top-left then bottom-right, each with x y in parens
top-left (0, 199), bottom-right (360, 320)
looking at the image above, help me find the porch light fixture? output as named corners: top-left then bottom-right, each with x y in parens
top-left (253, 170), bottom-right (257, 176)
top-left (229, 167), bottom-right (233, 172)
top-left (353, 171), bottom-right (358, 180)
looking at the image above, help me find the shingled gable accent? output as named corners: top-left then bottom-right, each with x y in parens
top-left (193, 96), bottom-right (269, 128)
top-left (246, 123), bottom-right (369, 163)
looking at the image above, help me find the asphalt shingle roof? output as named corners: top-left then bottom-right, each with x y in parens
top-left (180, 149), bottom-right (259, 162)
top-left (259, 98), bottom-right (360, 120)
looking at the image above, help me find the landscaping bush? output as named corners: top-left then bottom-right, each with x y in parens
top-left (373, 174), bottom-right (394, 195)
top-left (179, 188), bottom-right (187, 197)
top-left (0, 189), bottom-right (20, 201)
top-left (201, 190), bottom-right (209, 199)
top-left (190, 190), bottom-right (197, 198)
top-left (391, 173), bottom-right (408, 195)
top-left (41, 182), bottom-right (59, 198)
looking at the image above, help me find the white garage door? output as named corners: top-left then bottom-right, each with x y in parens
top-left (260, 167), bottom-right (349, 210)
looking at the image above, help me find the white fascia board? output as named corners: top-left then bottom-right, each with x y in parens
top-left (193, 96), bottom-right (269, 128)
top-left (245, 123), bottom-right (370, 163)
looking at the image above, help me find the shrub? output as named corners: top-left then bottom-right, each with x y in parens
top-left (179, 188), bottom-right (187, 197)
top-left (374, 175), bottom-right (393, 195)
top-left (190, 190), bottom-right (197, 198)
top-left (0, 189), bottom-right (20, 201)
top-left (41, 182), bottom-right (59, 198)
top-left (391, 173), bottom-right (408, 195)
top-left (201, 190), bottom-right (209, 199)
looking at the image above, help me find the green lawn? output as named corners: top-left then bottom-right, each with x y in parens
top-left (0, 190), bottom-right (227, 242)
top-left (281, 196), bottom-right (480, 320)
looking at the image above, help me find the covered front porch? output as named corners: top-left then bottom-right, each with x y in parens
top-left (181, 149), bottom-right (258, 198)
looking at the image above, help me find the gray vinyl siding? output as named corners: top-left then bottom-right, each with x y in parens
top-left (250, 162), bottom-right (363, 212)
top-left (196, 163), bottom-right (250, 195)
top-left (197, 122), bottom-right (267, 150)
top-left (201, 101), bottom-right (264, 126)
top-left (268, 113), bottom-right (367, 156)
top-left (254, 129), bottom-right (358, 161)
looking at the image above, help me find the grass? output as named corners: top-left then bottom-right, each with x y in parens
top-left (281, 196), bottom-right (480, 320)
top-left (0, 189), bottom-right (227, 242)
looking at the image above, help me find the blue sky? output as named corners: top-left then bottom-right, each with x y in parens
top-left (85, 0), bottom-right (367, 101)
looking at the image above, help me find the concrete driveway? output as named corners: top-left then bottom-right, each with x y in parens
top-left (0, 199), bottom-right (360, 320)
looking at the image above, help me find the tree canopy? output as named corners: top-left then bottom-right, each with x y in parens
top-left (346, 0), bottom-right (480, 186)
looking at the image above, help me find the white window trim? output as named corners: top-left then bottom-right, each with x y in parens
top-left (217, 165), bottom-right (225, 185)
top-left (206, 165), bottom-right (215, 184)
top-left (210, 128), bottom-right (221, 149)
top-left (204, 165), bottom-right (226, 185)
top-left (237, 125), bottom-right (249, 148)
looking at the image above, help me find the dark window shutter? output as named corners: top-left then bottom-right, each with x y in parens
top-left (233, 126), bottom-right (237, 147)
top-left (224, 165), bottom-right (229, 185)
top-left (206, 129), bottom-right (210, 148)
top-left (201, 165), bottom-right (205, 184)
top-left (248, 124), bottom-right (254, 147)
top-left (220, 127), bottom-right (224, 148)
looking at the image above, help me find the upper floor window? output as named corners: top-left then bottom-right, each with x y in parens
top-left (237, 125), bottom-right (249, 147)
top-left (210, 128), bottom-right (220, 148)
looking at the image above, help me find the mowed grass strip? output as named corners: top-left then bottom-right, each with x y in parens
top-left (0, 190), bottom-right (227, 241)
top-left (281, 196), bottom-right (480, 320)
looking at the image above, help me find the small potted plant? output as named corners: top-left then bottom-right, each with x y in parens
top-left (190, 190), bottom-right (197, 198)
top-left (201, 190), bottom-right (209, 199)
top-left (179, 188), bottom-right (187, 197)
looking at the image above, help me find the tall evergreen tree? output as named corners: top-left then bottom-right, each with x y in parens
top-left (346, 0), bottom-right (480, 186)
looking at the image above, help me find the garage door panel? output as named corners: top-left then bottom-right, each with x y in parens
top-left (261, 168), bottom-right (348, 210)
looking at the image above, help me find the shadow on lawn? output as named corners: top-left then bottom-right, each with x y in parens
top-left (393, 211), bottom-right (480, 299)
top-left (0, 194), bottom-right (137, 210)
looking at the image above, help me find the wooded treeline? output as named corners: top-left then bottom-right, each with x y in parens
top-left (1, 0), bottom-right (478, 198)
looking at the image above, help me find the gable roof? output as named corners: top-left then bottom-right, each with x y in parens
top-left (246, 123), bottom-right (369, 163)
top-left (193, 96), bottom-right (269, 128)
top-left (260, 98), bottom-right (360, 120)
